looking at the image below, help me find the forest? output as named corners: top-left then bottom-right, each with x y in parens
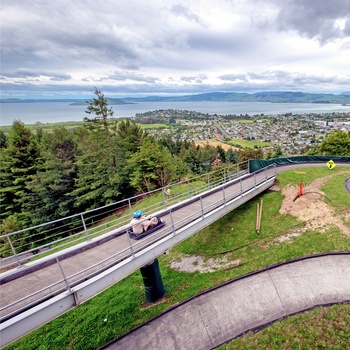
top-left (1, 89), bottom-right (349, 255)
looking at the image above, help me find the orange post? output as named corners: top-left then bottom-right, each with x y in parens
top-left (299, 181), bottom-right (303, 197)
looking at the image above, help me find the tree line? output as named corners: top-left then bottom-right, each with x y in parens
top-left (1, 88), bottom-right (349, 253)
top-left (0, 90), bottom-right (262, 243)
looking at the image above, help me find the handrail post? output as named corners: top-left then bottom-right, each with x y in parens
top-left (240, 177), bottom-right (243, 195)
top-left (80, 214), bottom-right (90, 241)
top-left (162, 188), bottom-right (167, 208)
top-left (223, 187), bottom-right (226, 206)
top-left (128, 198), bottom-right (133, 216)
top-left (170, 210), bottom-right (176, 235)
top-left (7, 235), bottom-right (21, 267)
top-left (207, 173), bottom-right (210, 190)
top-left (56, 257), bottom-right (73, 294)
top-left (126, 230), bottom-right (135, 258)
top-left (254, 172), bottom-right (256, 188)
top-left (200, 196), bottom-right (204, 219)
top-left (187, 178), bottom-right (191, 198)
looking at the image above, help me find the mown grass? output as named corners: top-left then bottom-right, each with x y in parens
top-left (219, 303), bottom-right (350, 350)
top-left (139, 123), bottom-right (169, 129)
top-left (0, 121), bottom-right (85, 134)
top-left (0, 121), bottom-right (169, 134)
top-left (237, 119), bottom-right (254, 124)
top-left (4, 168), bottom-right (350, 350)
top-left (227, 139), bottom-right (270, 148)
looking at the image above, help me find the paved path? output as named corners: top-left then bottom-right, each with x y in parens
top-left (102, 252), bottom-right (350, 350)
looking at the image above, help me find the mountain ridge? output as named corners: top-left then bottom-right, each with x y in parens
top-left (1, 91), bottom-right (350, 104)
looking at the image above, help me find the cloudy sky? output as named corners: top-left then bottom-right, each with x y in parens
top-left (1, 0), bottom-right (350, 99)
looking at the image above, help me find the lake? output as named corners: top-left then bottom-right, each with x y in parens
top-left (1, 101), bottom-right (350, 126)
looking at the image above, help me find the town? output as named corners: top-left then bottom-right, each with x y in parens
top-left (134, 109), bottom-right (350, 156)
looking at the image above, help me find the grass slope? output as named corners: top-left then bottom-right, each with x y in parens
top-left (4, 168), bottom-right (350, 350)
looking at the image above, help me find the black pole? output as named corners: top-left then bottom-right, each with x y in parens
top-left (140, 258), bottom-right (166, 303)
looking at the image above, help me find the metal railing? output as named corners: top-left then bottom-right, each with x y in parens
top-left (0, 162), bottom-right (249, 271)
top-left (1, 163), bottom-right (277, 345)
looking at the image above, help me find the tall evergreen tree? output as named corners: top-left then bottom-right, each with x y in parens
top-left (128, 138), bottom-right (186, 192)
top-left (226, 147), bottom-right (238, 164)
top-left (71, 89), bottom-right (127, 210)
top-left (0, 130), bottom-right (7, 149)
top-left (72, 127), bottom-right (121, 210)
top-left (0, 121), bottom-right (40, 225)
top-left (25, 128), bottom-right (78, 225)
top-left (84, 87), bottom-right (114, 134)
top-left (113, 120), bottom-right (148, 197)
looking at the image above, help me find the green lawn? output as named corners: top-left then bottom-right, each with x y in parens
top-left (237, 119), bottom-right (254, 124)
top-left (220, 303), bottom-right (350, 350)
top-left (228, 139), bottom-right (270, 148)
top-left (5, 168), bottom-right (350, 350)
top-left (139, 123), bottom-right (169, 129)
top-left (0, 121), bottom-right (85, 133)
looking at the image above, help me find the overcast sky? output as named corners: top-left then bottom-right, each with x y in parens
top-left (1, 0), bottom-right (350, 99)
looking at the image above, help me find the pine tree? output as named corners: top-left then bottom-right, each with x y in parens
top-left (84, 87), bottom-right (114, 134)
top-left (127, 138), bottom-right (186, 192)
top-left (0, 121), bottom-right (40, 225)
top-left (72, 127), bottom-right (121, 210)
top-left (25, 128), bottom-right (78, 225)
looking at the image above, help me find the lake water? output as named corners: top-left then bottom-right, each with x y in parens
top-left (1, 101), bottom-right (349, 126)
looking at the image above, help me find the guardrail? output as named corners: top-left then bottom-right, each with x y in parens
top-left (0, 164), bottom-right (277, 347)
top-left (0, 162), bottom-right (249, 271)
top-left (0, 165), bottom-right (275, 315)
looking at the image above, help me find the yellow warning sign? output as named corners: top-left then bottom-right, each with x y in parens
top-left (327, 160), bottom-right (336, 170)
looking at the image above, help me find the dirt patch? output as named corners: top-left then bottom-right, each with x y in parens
top-left (170, 254), bottom-right (241, 273)
top-left (279, 175), bottom-right (350, 236)
top-left (195, 140), bottom-right (239, 151)
top-left (170, 172), bottom-right (350, 273)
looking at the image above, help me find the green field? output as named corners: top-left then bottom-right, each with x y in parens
top-left (0, 121), bottom-right (86, 133)
top-left (237, 118), bottom-right (271, 124)
top-left (139, 123), bottom-right (169, 129)
top-left (237, 119), bottom-right (254, 124)
top-left (4, 167), bottom-right (350, 350)
top-left (228, 139), bottom-right (270, 148)
top-left (0, 121), bottom-right (170, 134)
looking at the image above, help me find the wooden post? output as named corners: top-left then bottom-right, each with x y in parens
top-left (256, 198), bottom-right (263, 234)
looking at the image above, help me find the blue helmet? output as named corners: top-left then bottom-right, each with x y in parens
top-left (134, 210), bottom-right (143, 218)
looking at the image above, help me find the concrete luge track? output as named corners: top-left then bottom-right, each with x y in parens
top-left (103, 253), bottom-right (350, 350)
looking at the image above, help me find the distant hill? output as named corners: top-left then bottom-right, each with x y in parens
top-left (0, 98), bottom-right (134, 105)
top-left (122, 91), bottom-right (350, 104)
top-left (1, 91), bottom-right (350, 104)
top-left (69, 98), bottom-right (135, 106)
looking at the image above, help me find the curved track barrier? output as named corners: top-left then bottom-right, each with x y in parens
top-left (249, 155), bottom-right (350, 172)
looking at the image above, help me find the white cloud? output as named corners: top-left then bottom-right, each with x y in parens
top-left (1, 0), bottom-right (349, 98)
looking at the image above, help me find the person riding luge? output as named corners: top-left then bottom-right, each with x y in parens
top-left (129, 210), bottom-right (165, 240)
top-left (130, 210), bottom-right (158, 234)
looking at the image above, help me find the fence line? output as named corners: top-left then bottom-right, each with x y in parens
top-left (0, 162), bottom-right (249, 270)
